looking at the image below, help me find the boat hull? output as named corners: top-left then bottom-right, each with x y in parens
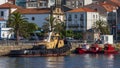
top-left (104, 50), bottom-right (118, 54)
top-left (75, 48), bottom-right (88, 54)
top-left (6, 45), bottom-right (71, 57)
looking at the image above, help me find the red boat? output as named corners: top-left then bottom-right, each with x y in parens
top-left (76, 48), bottom-right (88, 54)
top-left (89, 44), bottom-right (103, 54)
top-left (75, 43), bottom-right (119, 54)
top-left (75, 44), bottom-right (90, 54)
top-left (104, 44), bottom-right (118, 54)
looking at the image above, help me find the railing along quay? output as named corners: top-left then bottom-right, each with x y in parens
top-left (0, 40), bottom-right (38, 46)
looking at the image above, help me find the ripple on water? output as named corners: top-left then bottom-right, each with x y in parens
top-left (0, 54), bottom-right (120, 68)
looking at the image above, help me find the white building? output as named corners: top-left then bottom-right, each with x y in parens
top-left (85, 2), bottom-right (118, 40)
top-left (65, 0), bottom-right (93, 9)
top-left (0, 0), bottom-right (8, 5)
top-left (0, 18), bottom-right (14, 39)
top-left (0, 2), bottom-right (21, 20)
top-left (16, 8), bottom-right (51, 27)
top-left (26, 0), bottom-right (48, 8)
top-left (66, 7), bottom-right (99, 32)
top-left (0, 2), bottom-right (20, 39)
top-left (100, 35), bottom-right (113, 44)
top-left (48, 0), bottom-right (55, 7)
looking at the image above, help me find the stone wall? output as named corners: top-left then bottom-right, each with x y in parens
top-left (0, 45), bottom-right (33, 56)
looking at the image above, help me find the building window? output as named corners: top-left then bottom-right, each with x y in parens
top-left (80, 14), bottom-right (84, 21)
top-left (44, 3), bottom-right (47, 6)
top-left (96, 15), bottom-right (97, 18)
top-left (1, 11), bottom-right (4, 16)
top-left (2, 23), bottom-right (6, 28)
top-left (32, 17), bottom-right (35, 20)
top-left (39, 3), bottom-right (43, 6)
top-left (93, 15), bottom-right (95, 18)
top-left (58, 16), bottom-right (59, 18)
top-left (75, 14), bottom-right (77, 18)
top-left (57, 8), bottom-right (59, 12)
top-left (94, 8), bottom-right (97, 11)
top-left (68, 14), bottom-right (72, 21)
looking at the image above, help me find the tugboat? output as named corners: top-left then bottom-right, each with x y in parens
top-left (7, 32), bottom-right (71, 57)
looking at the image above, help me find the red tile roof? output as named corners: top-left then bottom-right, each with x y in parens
top-left (16, 8), bottom-right (51, 14)
top-left (100, 2), bottom-right (118, 12)
top-left (68, 7), bottom-right (97, 12)
top-left (110, 0), bottom-right (120, 6)
top-left (0, 2), bottom-right (21, 9)
top-left (0, 18), bottom-right (5, 21)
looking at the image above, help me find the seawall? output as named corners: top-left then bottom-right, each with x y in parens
top-left (0, 45), bottom-right (33, 56)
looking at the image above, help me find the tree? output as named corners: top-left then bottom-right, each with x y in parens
top-left (66, 30), bottom-right (74, 37)
top-left (54, 22), bottom-right (66, 38)
top-left (93, 20), bottom-right (110, 35)
top-left (21, 22), bottom-right (38, 38)
top-left (42, 16), bottom-right (66, 38)
top-left (8, 12), bottom-right (38, 44)
top-left (42, 15), bottom-right (57, 32)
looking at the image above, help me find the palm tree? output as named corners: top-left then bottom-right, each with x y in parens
top-left (42, 15), bottom-right (58, 32)
top-left (42, 16), bottom-right (66, 38)
top-left (93, 20), bottom-right (110, 35)
top-left (8, 12), bottom-right (38, 44)
top-left (54, 22), bottom-right (66, 38)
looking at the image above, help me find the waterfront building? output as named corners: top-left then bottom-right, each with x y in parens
top-left (66, 7), bottom-right (99, 31)
top-left (0, 2), bottom-right (20, 39)
top-left (85, 1), bottom-right (118, 40)
top-left (16, 8), bottom-right (51, 27)
top-left (52, 0), bottom-right (64, 22)
top-left (64, 0), bottom-right (93, 9)
top-left (15, 0), bottom-right (64, 27)
top-left (110, 0), bottom-right (120, 40)
top-left (16, 7), bottom-right (64, 27)
top-left (26, 0), bottom-right (48, 8)
top-left (65, 7), bottom-right (99, 40)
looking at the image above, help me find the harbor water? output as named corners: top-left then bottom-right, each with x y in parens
top-left (0, 54), bottom-right (120, 68)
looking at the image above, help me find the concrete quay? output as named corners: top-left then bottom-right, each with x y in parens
top-left (0, 42), bottom-right (120, 56)
top-left (0, 45), bottom-right (33, 56)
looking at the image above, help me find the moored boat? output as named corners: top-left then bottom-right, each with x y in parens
top-left (104, 44), bottom-right (118, 54)
top-left (75, 44), bottom-right (90, 54)
top-left (75, 43), bottom-right (118, 54)
top-left (89, 44), bottom-right (103, 54)
top-left (7, 32), bottom-right (71, 57)
top-left (75, 48), bottom-right (87, 54)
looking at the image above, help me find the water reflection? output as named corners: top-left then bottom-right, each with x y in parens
top-left (46, 57), bottom-right (64, 68)
top-left (106, 54), bottom-right (114, 68)
top-left (0, 54), bottom-right (119, 68)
